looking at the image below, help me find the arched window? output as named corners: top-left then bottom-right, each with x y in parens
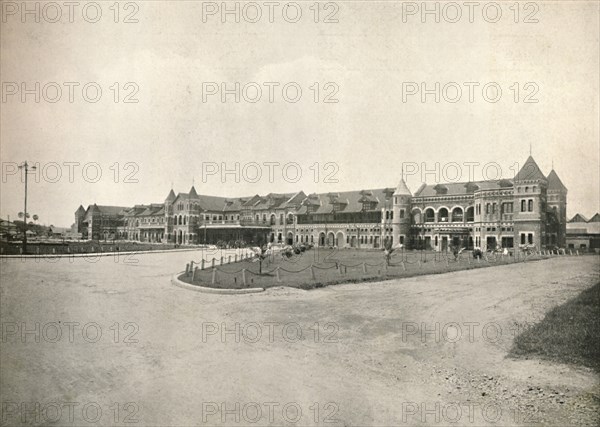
top-left (438, 208), bottom-right (449, 222)
top-left (451, 207), bottom-right (463, 222)
top-left (521, 200), bottom-right (526, 212)
top-left (528, 200), bottom-right (534, 212)
top-left (465, 207), bottom-right (474, 222)
top-left (385, 211), bottom-right (389, 220)
top-left (424, 208), bottom-right (435, 223)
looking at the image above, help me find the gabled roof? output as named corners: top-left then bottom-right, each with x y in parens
top-left (568, 213), bottom-right (588, 223)
top-left (547, 170), bottom-right (567, 192)
top-left (514, 156), bottom-right (547, 181)
top-left (76, 205), bottom-right (86, 213)
top-left (588, 213), bottom-right (600, 223)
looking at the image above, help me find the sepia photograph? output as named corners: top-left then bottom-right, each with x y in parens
top-left (1, 1), bottom-right (599, 425)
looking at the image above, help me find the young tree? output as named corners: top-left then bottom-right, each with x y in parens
top-left (383, 240), bottom-right (395, 266)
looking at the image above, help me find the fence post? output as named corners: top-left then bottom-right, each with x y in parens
top-left (576, 250), bottom-right (579, 256)
top-left (201, 259), bottom-right (205, 270)
top-left (220, 256), bottom-right (223, 266)
top-left (276, 267), bottom-right (281, 283)
top-left (418, 259), bottom-right (422, 268)
top-left (339, 264), bottom-right (344, 275)
top-left (362, 263), bottom-right (367, 273)
top-left (228, 255), bottom-right (231, 264)
top-left (569, 249), bottom-right (573, 256)
top-left (242, 269), bottom-right (247, 286)
top-left (211, 268), bottom-right (217, 285)
top-left (190, 261), bottom-right (194, 272)
top-left (185, 263), bottom-right (190, 275)
top-left (402, 261), bottom-right (406, 271)
top-left (235, 254), bottom-right (238, 262)
top-left (211, 258), bottom-right (215, 268)
top-left (310, 264), bottom-right (316, 280)
top-left (192, 267), bottom-right (198, 281)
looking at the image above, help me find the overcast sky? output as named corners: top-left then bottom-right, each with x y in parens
top-left (1, 1), bottom-right (598, 227)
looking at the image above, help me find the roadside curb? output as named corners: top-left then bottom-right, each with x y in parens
top-left (171, 273), bottom-right (265, 294)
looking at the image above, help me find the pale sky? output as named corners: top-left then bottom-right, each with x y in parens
top-left (1, 1), bottom-right (598, 227)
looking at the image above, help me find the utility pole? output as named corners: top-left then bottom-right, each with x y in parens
top-left (18, 161), bottom-right (36, 254)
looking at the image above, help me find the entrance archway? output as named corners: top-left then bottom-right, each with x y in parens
top-left (319, 232), bottom-right (326, 246)
top-left (327, 232), bottom-right (335, 247)
top-left (286, 232), bottom-right (294, 245)
top-left (336, 232), bottom-right (344, 248)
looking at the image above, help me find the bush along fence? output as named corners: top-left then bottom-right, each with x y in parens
top-left (180, 248), bottom-right (582, 289)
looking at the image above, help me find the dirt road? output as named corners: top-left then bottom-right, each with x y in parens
top-left (1, 253), bottom-right (598, 426)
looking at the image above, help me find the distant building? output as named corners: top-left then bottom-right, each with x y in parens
top-left (0, 218), bottom-right (18, 240)
top-left (74, 156), bottom-right (568, 251)
top-left (77, 204), bottom-right (129, 240)
top-left (566, 213), bottom-right (600, 252)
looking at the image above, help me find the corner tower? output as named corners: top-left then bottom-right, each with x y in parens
top-left (547, 169), bottom-right (568, 247)
top-left (164, 189), bottom-right (176, 243)
top-left (392, 178), bottom-right (412, 247)
top-left (513, 156), bottom-right (548, 249)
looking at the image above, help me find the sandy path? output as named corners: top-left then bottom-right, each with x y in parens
top-left (1, 253), bottom-right (598, 426)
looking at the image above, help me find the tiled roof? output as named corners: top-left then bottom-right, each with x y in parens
top-left (296, 188), bottom-right (393, 214)
top-left (93, 205), bottom-right (129, 215)
top-left (547, 170), bottom-right (567, 192)
top-left (414, 180), bottom-right (513, 197)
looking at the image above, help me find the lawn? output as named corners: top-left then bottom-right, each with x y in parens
top-left (179, 247), bottom-right (550, 290)
top-left (509, 281), bottom-right (600, 371)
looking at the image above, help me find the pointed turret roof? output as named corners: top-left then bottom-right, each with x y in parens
top-left (165, 189), bottom-right (176, 202)
top-left (189, 186), bottom-right (198, 198)
top-left (76, 205), bottom-right (85, 213)
top-left (393, 178), bottom-right (411, 196)
top-left (514, 156), bottom-right (546, 181)
top-left (547, 169), bottom-right (567, 192)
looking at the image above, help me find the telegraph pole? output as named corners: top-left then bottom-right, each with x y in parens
top-left (18, 161), bottom-right (36, 254)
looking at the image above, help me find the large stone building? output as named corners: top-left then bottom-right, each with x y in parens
top-left (74, 156), bottom-right (568, 251)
